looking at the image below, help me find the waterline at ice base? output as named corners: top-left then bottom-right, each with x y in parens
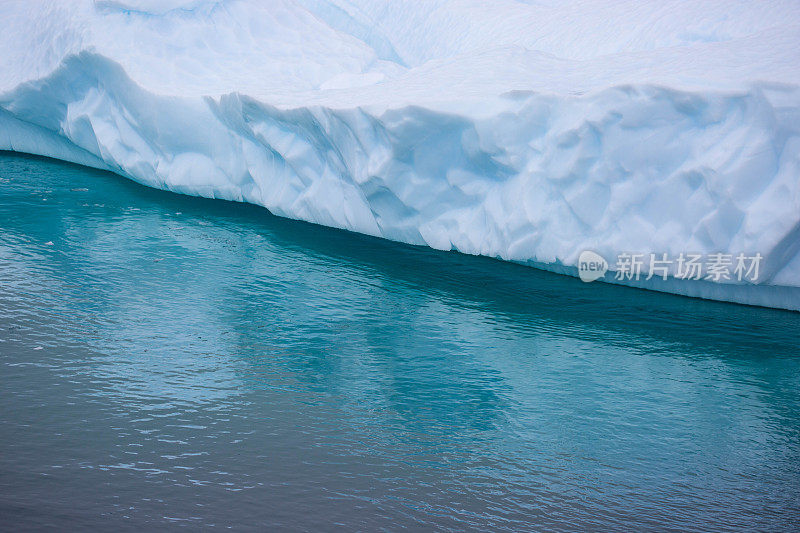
top-left (1, 0), bottom-right (799, 310)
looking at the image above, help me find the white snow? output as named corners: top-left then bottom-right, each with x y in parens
top-left (1, 0), bottom-right (799, 310)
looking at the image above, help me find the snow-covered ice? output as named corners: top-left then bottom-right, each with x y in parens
top-left (1, 0), bottom-right (799, 310)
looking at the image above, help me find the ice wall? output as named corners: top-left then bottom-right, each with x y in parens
top-left (1, 0), bottom-right (799, 310)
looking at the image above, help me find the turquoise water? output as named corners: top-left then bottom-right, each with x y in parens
top-left (1, 152), bottom-right (799, 530)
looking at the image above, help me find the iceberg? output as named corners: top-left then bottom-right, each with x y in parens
top-left (1, 0), bottom-right (799, 310)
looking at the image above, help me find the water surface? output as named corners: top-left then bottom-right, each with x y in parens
top-left (1, 152), bottom-right (799, 530)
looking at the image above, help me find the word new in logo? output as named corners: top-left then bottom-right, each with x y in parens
top-left (578, 250), bottom-right (608, 282)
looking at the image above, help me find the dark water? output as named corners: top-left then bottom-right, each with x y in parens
top-left (0, 152), bottom-right (798, 531)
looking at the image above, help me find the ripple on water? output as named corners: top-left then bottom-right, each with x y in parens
top-left (0, 153), bottom-right (799, 530)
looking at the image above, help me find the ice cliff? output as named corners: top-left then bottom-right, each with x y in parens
top-left (1, 0), bottom-right (799, 310)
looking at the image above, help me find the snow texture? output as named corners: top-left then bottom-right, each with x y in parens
top-left (1, 0), bottom-right (799, 310)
